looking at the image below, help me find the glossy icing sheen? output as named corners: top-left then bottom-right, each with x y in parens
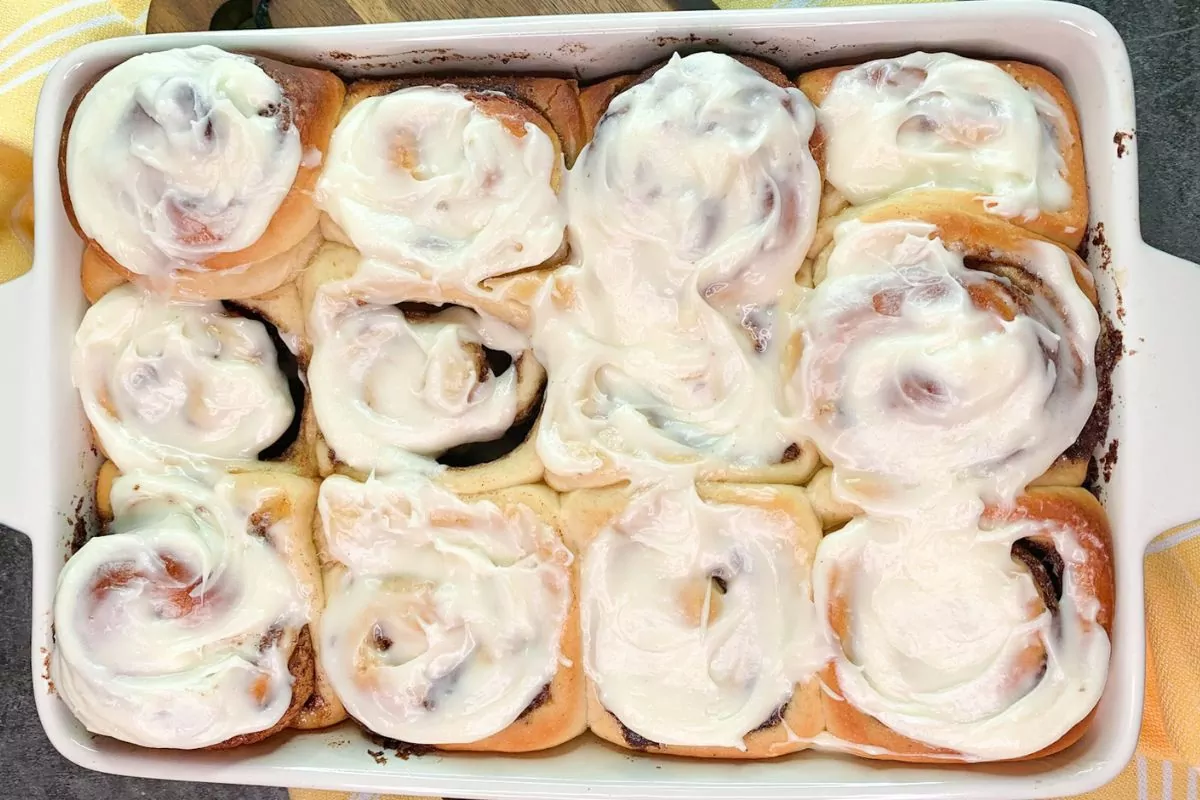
top-left (308, 267), bottom-right (533, 474)
top-left (318, 475), bottom-right (572, 743)
top-left (72, 284), bottom-right (294, 472)
top-left (813, 514), bottom-right (1109, 760)
top-left (67, 45), bottom-right (301, 277)
top-left (52, 473), bottom-right (307, 749)
top-left (818, 52), bottom-right (1071, 219)
top-left (315, 86), bottom-right (566, 286)
top-left (534, 52), bottom-right (820, 482)
top-left (582, 485), bottom-right (828, 748)
top-left (793, 219), bottom-right (1098, 514)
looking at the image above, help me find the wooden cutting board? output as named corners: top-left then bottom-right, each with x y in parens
top-left (147, 0), bottom-right (680, 34)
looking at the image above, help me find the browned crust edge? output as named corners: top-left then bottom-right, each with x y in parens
top-left (797, 58), bottom-right (1088, 250)
top-left (820, 486), bottom-right (1113, 762)
top-left (60, 54), bottom-right (345, 299)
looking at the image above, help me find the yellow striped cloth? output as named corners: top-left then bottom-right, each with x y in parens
top-left (1, 3), bottom-right (1197, 800)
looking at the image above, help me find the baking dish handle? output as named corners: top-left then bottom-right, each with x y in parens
top-left (1127, 243), bottom-right (1200, 543)
top-left (0, 268), bottom-right (39, 536)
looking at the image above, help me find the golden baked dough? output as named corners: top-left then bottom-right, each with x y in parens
top-left (819, 487), bottom-right (1114, 762)
top-left (299, 241), bottom-right (545, 492)
top-left (562, 482), bottom-right (825, 758)
top-left (313, 480), bottom-right (585, 751)
top-left (798, 59), bottom-right (1088, 250)
top-left (61, 55), bottom-right (344, 300)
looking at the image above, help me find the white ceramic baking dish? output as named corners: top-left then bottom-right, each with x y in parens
top-left (4, 0), bottom-right (1198, 796)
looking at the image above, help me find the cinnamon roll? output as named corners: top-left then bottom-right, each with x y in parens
top-left (791, 202), bottom-right (1100, 515)
top-left (563, 482), bottom-right (826, 757)
top-left (52, 469), bottom-right (323, 749)
top-left (813, 486), bottom-right (1113, 762)
top-left (61, 45), bottom-right (344, 299)
top-left (534, 52), bottom-right (822, 490)
top-left (798, 53), bottom-right (1087, 249)
top-left (316, 474), bottom-right (583, 751)
top-left (72, 282), bottom-right (313, 474)
top-left (301, 242), bottom-right (545, 492)
top-left (314, 76), bottom-right (578, 324)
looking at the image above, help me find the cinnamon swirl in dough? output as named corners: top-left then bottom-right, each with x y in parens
top-left (799, 53), bottom-right (1087, 249)
top-left (534, 52), bottom-right (822, 490)
top-left (301, 242), bottom-right (544, 492)
top-left (52, 468), bottom-right (323, 749)
top-left (791, 201), bottom-right (1099, 516)
top-left (314, 76), bottom-right (577, 327)
top-left (813, 487), bottom-right (1113, 762)
top-left (61, 45), bottom-right (343, 299)
top-left (563, 482), bottom-right (827, 757)
top-left (72, 282), bottom-right (314, 475)
top-left (315, 474), bottom-right (583, 751)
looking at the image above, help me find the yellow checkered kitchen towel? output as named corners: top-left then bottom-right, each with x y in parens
top-left (1, 1), bottom-right (1196, 799)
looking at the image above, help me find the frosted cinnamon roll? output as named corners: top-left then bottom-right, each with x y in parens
top-left (813, 487), bottom-right (1113, 762)
top-left (72, 283), bottom-right (307, 473)
top-left (315, 77), bottom-right (573, 316)
top-left (62, 45), bottom-right (344, 298)
top-left (799, 53), bottom-right (1087, 248)
top-left (791, 206), bottom-right (1099, 514)
top-left (302, 243), bottom-right (544, 491)
top-left (533, 52), bottom-right (822, 490)
top-left (316, 474), bottom-right (582, 751)
top-left (563, 483), bottom-right (827, 757)
top-left (52, 470), bottom-right (321, 749)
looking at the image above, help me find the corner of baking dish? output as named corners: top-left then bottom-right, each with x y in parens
top-left (9, 2), bottom-right (1200, 797)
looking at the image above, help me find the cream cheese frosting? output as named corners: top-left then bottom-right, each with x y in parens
top-left (317, 474), bottom-right (572, 744)
top-left (314, 86), bottom-right (566, 287)
top-left (66, 45), bottom-right (302, 277)
top-left (581, 484), bottom-right (828, 749)
top-left (533, 52), bottom-right (821, 483)
top-left (817, 52), bottom-right (1072, 219)
top-left (792, 219), bottom-right (1099, 514)
top-left (52, 472), bottom-right (308, 749)
top-left (72, 284), bottom-right (295, 472)
top-left (308, 268), bottom-right (539, 475)
top-left (812, 512), bottom-right (1109, 760)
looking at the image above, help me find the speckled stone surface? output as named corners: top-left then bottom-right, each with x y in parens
top-left (1, 1), bottom-right (1197, 796)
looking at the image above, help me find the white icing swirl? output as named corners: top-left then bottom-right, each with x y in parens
top-left (318, 474), bottom-right (572, 744)
top-left (308, 273), bottom-right (540, 474)
top-left (812, 513), bottom-right (1109, 760)
top-left (581, 484), bottom-right (828, 749)
top-left (534, 52), bottom-right (820, 483)
top-left (52, 472), bottom-right (307, 749)
top-left (817, 52), bottom-right (1071, 220)
top-left (792, 220), bottom-right (1098, 513)
top-left (315, 86), bottom-right (566, 286)
top-left (66, 45), bottom-right (302, 276)
top-left (72, 284), bottom-right (295, 472)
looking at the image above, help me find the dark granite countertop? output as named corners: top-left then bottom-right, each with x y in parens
top-left (1, 1), bottom-right (1197, 796)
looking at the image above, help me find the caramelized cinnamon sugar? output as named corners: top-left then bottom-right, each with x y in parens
top-left (750, 702), bottom-right (788, 734)
top-left (1010, 537), bottom-right (1065, 614)
top-left (518, 684), bottom-right (552, 720)
top-left (618, 718), bottom-right (661, 750)
top-left (367, 731), bottom-right (435, 760)
top-left (1070, 314), bottom-right (1121, 469)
